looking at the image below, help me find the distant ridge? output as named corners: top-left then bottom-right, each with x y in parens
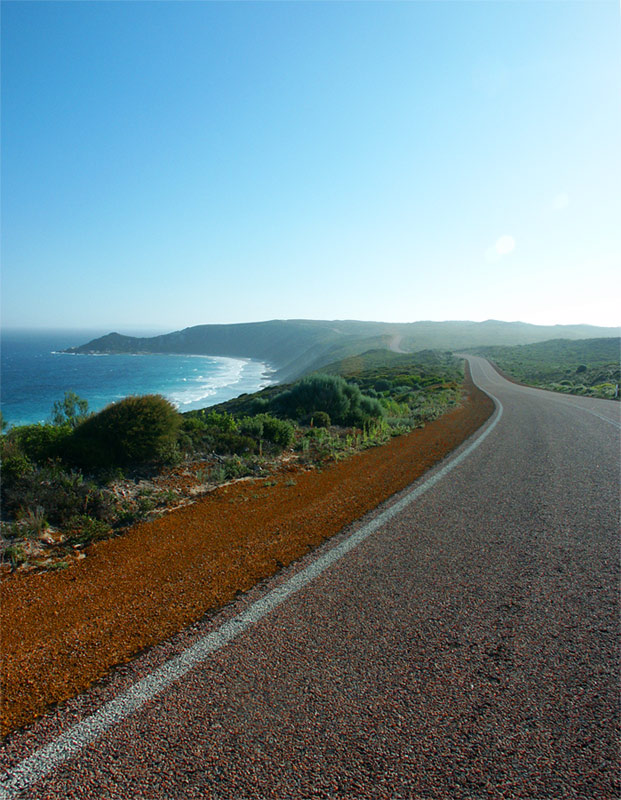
top-left (66, 319), bottom-right (621, 382)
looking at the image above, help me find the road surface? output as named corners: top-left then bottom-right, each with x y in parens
top-left (1, 357), bottom-right (619, 799)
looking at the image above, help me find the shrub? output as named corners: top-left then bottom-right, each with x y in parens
top-left (208, 464), bottom-right (226, 483)
top-left (239, 416), bottom-right (264, 440)
top-left (64, 515), bottom-right (112, 547)
top-left (51, 391), bottom-right (90, 429)
top-left (2, 464), bottom-right (113, 526)
top-left (0, 440), bottom-right (34, 486)
top-left (17, 507), bottom-right (48, 539)
top-left (357, 395), bottom-right (384, 419)
top-left (3, 543), bottom-right (27, 569)
top-left (310, 411), bottom-right (331, 428)
top-left (272, 374), bottom-right (382, 426)
top-left (249, 397), bottom-right (269, 414)
top-left (181, 416), bottom-right (209, 433)
top-left (223, 455), bottom-right (252, 480)
top-left (68, 394), bottom-right (181, 468)
top-left (238, 414), bottom-right (294, 451)
top-left (207, 431), bottom-right (256, 455)
top-left (256, 414), bottom-right (294, 450)
top-left (201, 410), bottom-right (238, 433)
top-left (156, 440), bottom-right (184, 466)
top-left (273, 374), bottom-right (350, 423)
top-left (10, 424), bottom-right (72, 464)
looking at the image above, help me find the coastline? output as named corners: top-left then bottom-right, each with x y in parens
top-left (1, 334), bottom-right (276, 427)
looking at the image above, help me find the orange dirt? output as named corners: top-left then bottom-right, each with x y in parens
top-left (0, 375), bottom-right (494, 738)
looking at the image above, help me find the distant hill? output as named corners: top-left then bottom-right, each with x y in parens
top-left (66, 319), bottom-right (620, 382)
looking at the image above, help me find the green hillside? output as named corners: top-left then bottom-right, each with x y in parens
top-left (67, 319), bottom-right (620, 383)
top-left (468, 338), bottom-right (620, 399)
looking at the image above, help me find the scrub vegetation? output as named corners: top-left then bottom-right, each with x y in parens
top-left (467, 338), bottom-right (620, 400)
top-left (0, 349), bottom-right (463, 571)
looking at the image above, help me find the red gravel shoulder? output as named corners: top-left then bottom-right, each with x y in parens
top-left (0, 377), bottom-right (493, 737)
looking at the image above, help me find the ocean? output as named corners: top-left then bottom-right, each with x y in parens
top-left (0, 329), bottom-right (274, 428)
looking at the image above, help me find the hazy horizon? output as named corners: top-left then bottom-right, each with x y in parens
top-left (2, 316), bottom-right (620, 340)
top-left (2, 2), bottom-right (620, 330)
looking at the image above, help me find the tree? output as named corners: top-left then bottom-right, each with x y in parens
top-left (51, 391), bottom-right (90, 429)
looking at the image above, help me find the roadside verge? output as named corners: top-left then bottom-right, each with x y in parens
top-left (1, 370), bottom-right (494, 738)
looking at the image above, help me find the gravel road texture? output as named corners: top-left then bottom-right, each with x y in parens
top-left (1, 368), bottom-right (492, 739)
top-left (1, 358), bottom-right (618, 799)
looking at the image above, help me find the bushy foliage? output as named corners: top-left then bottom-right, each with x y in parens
top-left (181, 410), bottom-right (293, 456)
top-left (0, 436), bottom-right (34, 485)
top-left (310, 411), bottom-right (331, 428)
top-left (208, 431), bottom-right (256, 455)
top-left (239, 416), bottom-right (264, 439)
top-left (64, 515), bottom-right (112, 546)
top-left (68, 394), bottom-right (181, 468)
top-left (200, 410), bottom-right (238, 432)
top-left (9, 423), bottom-right (72, 464)
top-left (223, 455), bottom-right (253, 480)
top-left (249, 397), bottom-right (269, 414)
top-left (255, 413), bottom-right (295, 450)
top-left (272, 374), bottom-right (383, 426)
top-left (2, 463), bottom-right (113, 526)
top-left (51, 391), bottom-right (90, 428)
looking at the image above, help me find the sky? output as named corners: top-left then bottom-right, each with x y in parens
top-left (2, 0), bottom-right (620, 332)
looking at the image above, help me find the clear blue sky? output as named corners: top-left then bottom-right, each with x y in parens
top-left (2, 1), bottom-right (620, 331)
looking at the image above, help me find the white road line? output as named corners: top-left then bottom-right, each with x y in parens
top-left (572, 407), bottom-right (621, 429)
top-left (0, 393), bottom-right (504, 800)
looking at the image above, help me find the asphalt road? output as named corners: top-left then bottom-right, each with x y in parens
top-left (1, 357), bottom-right (619, 799)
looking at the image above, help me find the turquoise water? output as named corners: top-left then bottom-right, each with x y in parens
top-left (1, 329), bottom-right (273, 428)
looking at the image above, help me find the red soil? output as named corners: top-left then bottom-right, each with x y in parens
top-left (0, 376), bottom-right (493, 737)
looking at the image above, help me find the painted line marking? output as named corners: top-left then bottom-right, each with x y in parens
top-left (573, 407), bottom-right (621, 429)
top-left (0, 393), bottom-right (503, 800)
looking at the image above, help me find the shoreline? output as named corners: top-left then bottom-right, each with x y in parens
top-left (2, 343), bottom-right (277, 427)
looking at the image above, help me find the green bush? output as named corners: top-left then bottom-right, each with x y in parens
top-left (10, 423), bottom-right (72, 464)
top-left (207, 431), bottom-right (256, 455)
top-left (51, 391), bottom-right (90, 428)
top-left (0, 435), bottom-right (34, 486)
top-left (238, 413), bottom-right (294, 451)
top-left (272, 374), bottom-right (382, 426)
top-left (349, 394), bottom-right (384, 425)
top-left (249, 397), bottom-right (269, 414)
top-left (3, 543), bottom-right (27, 569)
top-left (256, 414), bottom-right (294, 450)
top-left (310, 411), bottom-right (331, 428)
top-left (17, 507), bottom-right (48, 539)
top-left (68, 394), bottom-right (181, 468)
top-left (64, 515), bottom-right (112, 546)
top-left (223, 455), bottom-right (252, 480)
top-left (201, 410), bottom-right (238, 433)
top-left (181, 416), bottom-right (209, 433)
top-left (2, 464), bottom-right (113, 526)
top-left (239, 416), bottom-right (264, 439)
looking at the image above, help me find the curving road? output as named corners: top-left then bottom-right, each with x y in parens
top-left (1, 357), bottom-right (619, 799)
